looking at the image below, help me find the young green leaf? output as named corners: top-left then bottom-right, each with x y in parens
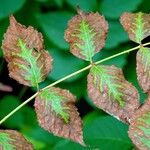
top-left (65, 9), bottom-right (108, 62)
top-left (136, 47), bottom-right (150, 92)
top-left (87, 65), bottom-right (139, 123)
top-left (1, 15), bottom-right (52, 87)
top-left (34, 87), bottom-right (84, 145)
top-left (129, 95), bottom-right (150, 150)
top-left (0, 130), bottom-right (33, 150)
top-left (120, 12), bottom-right (150, 44)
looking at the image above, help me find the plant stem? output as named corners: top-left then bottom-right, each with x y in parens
top-left (0, 42), bottom-right (150, 125)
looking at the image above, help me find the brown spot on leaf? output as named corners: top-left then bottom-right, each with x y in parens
top-left (0, 130), bottom-right (33, 150)
top-left (34, 87), bottom-right (84, 145)
top-left (87, 65), bottom-right (140, 123)
top-left (64, 9), bottom-right (108, 61)
top-left (129, 95), bottom-right (150, 150)
top-left (1, 15), bottom-right (52, 86)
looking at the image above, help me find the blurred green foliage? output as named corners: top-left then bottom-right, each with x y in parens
top-left (0, 0), bottom-right (150, 149)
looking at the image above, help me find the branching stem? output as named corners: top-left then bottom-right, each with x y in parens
top-left (0, 42), bottom-right (150, 125)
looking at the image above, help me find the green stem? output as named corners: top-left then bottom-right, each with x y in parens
top-left (0, 42), bottom-right (150, 125)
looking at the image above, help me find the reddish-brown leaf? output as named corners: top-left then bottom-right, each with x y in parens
top-left (1, 15), bottom-right (52, 87)
top-left (64, 9), bottom-right (108, 61)
top-left (87, 65), bottom-right (140, 123)
top-left (120, 12), bottom-right (150, 44)
top-left (34, 87), bottom-right (84, 145)
top-left (129, 95), bottom-right (150, 150)
top-left (136, 47), bottom-right (150, 92)
top-left (0, 130), bottom-right (33, 150)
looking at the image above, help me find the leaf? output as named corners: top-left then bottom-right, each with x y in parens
top-left (34, 87), bottom-right (84, 145)
top-left (0, 130), bottom-right (33, 150)
top-left (120, 12), bottom-right (150, 44)
top-left (36, 11), bottom-right (73, 50)
top-left (0, 0), bottom-right (25, 20)
top-left (105, 21), bottom-right (128, 49)
top-left (65, 9), bottom-right (108, 61)
top-left (84, 114), bottom-right (133, 150)
top-left (128, 95), bottom-right (150, 150)
top-left (100, 0), bottom-right (142, 19)
top-left (1, 15), bottom-right (52, 87)
top-left (0, 96), bottom-right (24, 128)
top-left (87, 65), bottom-right (140, 123)
top-left (136, 47), bottom-right (150, 93)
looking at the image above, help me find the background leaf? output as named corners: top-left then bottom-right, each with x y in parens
top-left (84, 113), bottom-right (133, 150)
top-left (0, 0), bottom-right (25, 20)
top-left (100, 0), bottom-right (142, 19)
top-left (0, 95), bottom-right (24, 128)
top-left (36, 12), bottom-right (73, 50)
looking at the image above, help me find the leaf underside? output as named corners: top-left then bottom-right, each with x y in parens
top-left (129, 96), bottom-right (150, 150)
top-left (120, 12), bottom-right (150, 43)
top-left (0, 130), bottom-right (33, 150)
top-left (1, 15), bottom-right (52, 87)
top-left (34, 87), bottom-right (84, 145)
top-left (65, 9), bottom-right (108, 61)
top-left (136, 47), bottom-right (150, 92)
top-left (87, 65), bottom-right (139, 123)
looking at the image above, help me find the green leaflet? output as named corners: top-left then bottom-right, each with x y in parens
top-left (136, 112), bottom-right (150, 148)
top-left (40, 89), bottom-right (70, 123)
top-left (75, 20), bottom-right (96, 62)
top-left (15, 39), bottom-right (43, 87)
top-left (90, 65), bottom-right (125, 107)
top-left (140, 47), bottom-right (150, 75)
top-left (0, 133), bottom-right (15, 150)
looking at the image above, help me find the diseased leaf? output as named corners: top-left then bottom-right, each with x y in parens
top-left (65, 9), bottom-right (108, 62)
top-left (1, 15), bottom-right (52, 87)
top-left (129, 95), bottom-right (150, 150)
top-left (136, 47), bottom-right (150, 93)
top-left (34, 87), bottom-right (84, 145)
top-left (120, 12), bottom-right (150, 44)
top-left (0, 130), bottom-right (33, 150)
top-left (87, 65), bottom-right (140, 123)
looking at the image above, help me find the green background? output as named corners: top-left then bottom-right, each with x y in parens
top-left (0, 0), bottom-right (149, 149)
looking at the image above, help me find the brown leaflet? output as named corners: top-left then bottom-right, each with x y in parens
top-left (120, 12), bottom-right (150, 44)
top-left (1, 15), bottom-right (52, 86)
top-left (87, 65), bottom-right (140, 123)
top-left (64, 9), bottom-right (108, 61)
top-left (34, 87), bottom-right (84, 145)
top-left (0, 130), bottom-right (33, 150)
top-left (129, 95), bottom-right (150, 150)
top-left (136, 47), bottom-right (150, 92)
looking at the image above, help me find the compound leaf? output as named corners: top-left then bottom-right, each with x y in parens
top-left (2, 15), bottom-right (52, 87)
top-left (120, 12), bottom-right (150, 44)
top-left (87, 65), bottom-right (140, 123)
top-left (136, 47), bottom-right (150, 92)
top-left (129, 95), bottom-right (150, 150)
top-left (34, 87), bottom-right (84, 145)
top-left (65, 9), bottom-right (108, 62)
top-left (0, 130), bottom-right (33, 150)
